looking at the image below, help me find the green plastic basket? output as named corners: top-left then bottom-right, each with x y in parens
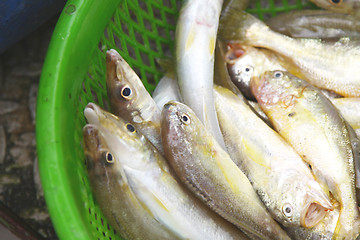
top-left (36, 0), bottom-right (316, 239)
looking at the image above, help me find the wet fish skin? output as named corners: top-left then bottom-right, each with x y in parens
top-left (267, 9), bottom-right (360, 39)
top-left (83, 103), bottom-right (249, 240)
top-left (175, 0), bottom-right (226, 149)
top-left (152, 75), bottom-right (182, 110)
top-left (251, 70), bottom-right (360, 239)
top-left (219, 10), bottom-right (360, 97)
top-left (214, 85), bottom-right (333, 228)
top-left (161, 101), bottom-right (291, 240)
top-left (82, 126), bottom-right (177, 240)
top-left (105, 49), bottom-right (163, 154)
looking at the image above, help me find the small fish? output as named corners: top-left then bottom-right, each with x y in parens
top-left (214, 85), bottom-right (333, 228)
top-left (106, 49), bottom-right (163, 154)
top-left (309, 0), bottom-right (360, 17)
top-left (161, 101), bottom-right (291, 240)
top-left (83, 103), bottom-right (249, 240)
top-left (267, 9), bottom-right (360, 39)
top-left (251, 70), bottom-right (360, 239)
top-left (224, 43), bottom-right (285, 100)
top-left (219, 10), bottom-right (360, 97)
top-left (175, 0), bottom-right (226, 149)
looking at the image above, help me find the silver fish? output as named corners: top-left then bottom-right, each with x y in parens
top-left (84, 102), bottom-right (249, 240)
top-left (161, 101), bottom-right (291, 240)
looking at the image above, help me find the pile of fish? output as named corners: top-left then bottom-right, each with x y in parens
top-left (82, 0), bottom-right (360, 239)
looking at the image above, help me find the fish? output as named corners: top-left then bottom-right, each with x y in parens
top-left (83, 102), bottom-right (249, 240)
top-left (152, 75), bottom-right (182, 110)
top-left (251, 70), bottom-right (360, 239)
top-left (223, 43), bottom-right (286, 100)
top-left (105, 49), bottom-right (163, 154)
top-left (175, 0), bottom-right (226, 149)
top-left (309, 0), bottom-right (360, 17)
top-left (219, 9), bottom-right (360, 97)
top-left (266, 9), bottom-right (360, 39)
top-left (213, 85), bottom-right (333, 228)
top-left (161, 101), bottom-right (291, 240)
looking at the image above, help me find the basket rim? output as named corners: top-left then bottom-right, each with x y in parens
top-left (36, 0), bottom-right (120, 239)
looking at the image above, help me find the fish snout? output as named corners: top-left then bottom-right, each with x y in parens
top-left (84, 102), bottom-right (102, 125)
top-left (301, 193), bottom-right (333, 228)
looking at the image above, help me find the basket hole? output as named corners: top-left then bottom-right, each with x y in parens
top-left (165, 11), bottom-right (177, 28)
top-left (162, 0), bottom-right (174, 9)
top-left (95, 213), bottom-right (98, 220)
top-left (134, 31), bottom-right (145, 46)
top-left (152, 6), bottom-right (162, 21)
top-left (142, 17), bottom-right (154, 33)
top-left (120, 20), bottom-right (130, 36)
top-left (140, 52), bottom-right (151, 67)
top-left (101, 218), bottom-right (104, 226)
top-left (102, 232), bottom-right (106, 237)
top-left (109, 237), bottom-right (112, 240)
top-left (112, 34), bottom-right (123, 51)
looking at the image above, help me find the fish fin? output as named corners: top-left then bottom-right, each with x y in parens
top-left (156, 58), bottom-right (176, 79)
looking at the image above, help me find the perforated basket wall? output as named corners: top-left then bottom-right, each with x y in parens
top-left (37, 0), bottom-right (316, 239)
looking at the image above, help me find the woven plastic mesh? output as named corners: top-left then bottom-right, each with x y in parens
top-left (72, 0), bottom-right (316, 239)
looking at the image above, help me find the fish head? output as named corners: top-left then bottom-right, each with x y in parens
top-left (251, 70), bottom-right (307, 111)
top-left (161, 101), bottom-right (199, 135)
top-left (106, 49), bottom-right (146, 119)
top-left (84, 102), bottom-right (149, 170)
top-left (161, 101), bottom-right (205, 155)
top-left (82, 124), bottom-right (119, 181)
top-left (225, 43), bottom-right (255, 99)
top-left (266, 170), bottom-right (333, 228)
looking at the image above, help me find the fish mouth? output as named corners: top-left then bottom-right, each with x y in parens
top-left (301, 194), bottom-right (333, 228)
top-left (84, 102), bottom-right (102, 125)
top-left (225, 42), bottom-right (246, 64)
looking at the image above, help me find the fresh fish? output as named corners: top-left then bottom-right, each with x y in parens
top-left (309, 0), bottom-right (360, 17)
top-left (105, 49), bottom-right (163, 154)
top-left (213, 85), bottom-right (333, 228)
top-left (152, 75), bottom-right (182, 110)
top-left (175, 0), bottom-right (226, 149)
top-left (251, 70), bottom-right (360, 239)
top-left (219, 9), bottom-right (360, 97)
top-left (83, 127), bottom-right (175, 239)
top-left (223, 43), bottom-right (285, 100)
top-left (161, 101), bottom-right (291, 240)
top-left (83, 103), bottom-right (249, 240)
top-left (267, 10), bottom-right (360, 39)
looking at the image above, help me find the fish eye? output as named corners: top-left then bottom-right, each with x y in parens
top-left (330, 0), bottom-right (342, 4)
top-left (120, 85), bottom-right (133, 100)
top-left (274, 71), bottom-right (283, 78)
top-left (282, 203), bottom-right (293, 217)
top-left (125, 123), bottom-right (136, 133)
top-left (105, 152), bottom-right (114, 163)
top-left (180, 113), bottom-right (191, 125)
top-left (242, 66), bottom-right (253, 74)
